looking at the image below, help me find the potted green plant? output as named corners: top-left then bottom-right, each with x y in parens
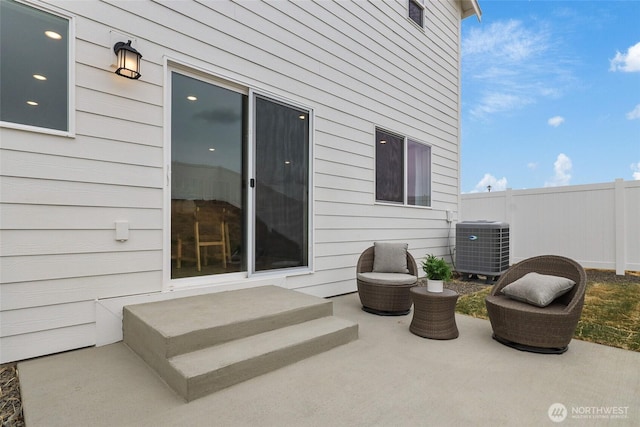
top-left (421, 254), bottom-right (452, 293)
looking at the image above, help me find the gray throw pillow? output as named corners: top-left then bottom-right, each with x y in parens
top-left (372, 242), bottom-right (409, 274)
top-left (501, 272), bottom-right (576, 307)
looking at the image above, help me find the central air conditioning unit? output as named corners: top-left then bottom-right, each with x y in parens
top-left (456, 220), bottom-right (510, 282)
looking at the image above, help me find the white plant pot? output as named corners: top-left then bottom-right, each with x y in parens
top-left (427, 279), bottom-right (444, 293)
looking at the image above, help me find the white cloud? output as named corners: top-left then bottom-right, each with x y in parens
top-left (610, 41), bottom-right (640, 72)
top-left (545, 153), bottom-right (572, 187)
top-left (632, 162), bottom-right (640, 180)
top-left (463, 19), bottom-right (575, 119)
top-left (471, 93), bottom-right (532, 118)
top-left (527, 162), bottom-right (538, 171)
top-left (548, 116), bottom-right (565, 127)
top-left (473, 173), bottom-right (508, 193)
top-left (626, 104), bottom-right (640, 120)
top-left (463, 20), bottom-right (548, 61)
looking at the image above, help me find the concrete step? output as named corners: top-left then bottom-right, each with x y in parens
top-left (122, 285), bottom-right (358, 401)
top-left (166, 316), bottom-right (358, 401)
top-left (123, 286), bottom-right (333, 360)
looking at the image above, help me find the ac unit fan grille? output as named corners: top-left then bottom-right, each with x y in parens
top-left (456, 221), bottom-right (510, 276)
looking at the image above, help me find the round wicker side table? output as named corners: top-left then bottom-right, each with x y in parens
top-left (409, 287), bottom-right (459, 339)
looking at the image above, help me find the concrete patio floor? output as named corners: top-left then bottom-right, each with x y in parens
top-left (19, 292), bottom-right (639, 426)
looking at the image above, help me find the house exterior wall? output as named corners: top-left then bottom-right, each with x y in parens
top-left (0, 0), bottom-right (476, 363)
top-left (460, 179), bottom-right (640, 274)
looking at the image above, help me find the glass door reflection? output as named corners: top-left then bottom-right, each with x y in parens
top-left (171, 72), bottom-right (246, 278)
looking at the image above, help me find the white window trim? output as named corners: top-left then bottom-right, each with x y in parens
top-left (162, 58), bottom-right (315, 290)
top-left (163, 61), bottom-right (250, 291)
top-left (248, 89), bottom-right (315, 278)
top-left (0, 0), bottom-right (76, 137)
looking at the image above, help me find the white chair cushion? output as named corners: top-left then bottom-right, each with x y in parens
top-left (358, 272), bottom-right (417, 286)
top-left (372, 242), bottom-right (409, 273)
top-left (501, 272), bottom-right (575, 307)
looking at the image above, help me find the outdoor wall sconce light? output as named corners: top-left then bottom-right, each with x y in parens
top-left (113, 40), bottom-right (142, 80)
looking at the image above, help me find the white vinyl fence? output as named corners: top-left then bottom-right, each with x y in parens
top-left (460, 179), bottom-right (640, 275)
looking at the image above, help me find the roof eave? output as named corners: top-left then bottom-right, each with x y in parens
top-left (461, 0), bottom-right (482, 22)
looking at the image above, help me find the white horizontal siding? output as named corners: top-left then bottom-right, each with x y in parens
top-left (1, 251), bottom-right (161, 283)
top-left (75, 113), bottom-right (163, 147)
top-left (1, 150), bottom-right (162, 188)
top-left (1, 271), bottom-right (162, 311)
top-left (0, 204), bottom-right (161, 230)
top-left (1, 301), bottom-right (94, 337)
top-left (290, 275), bottom-right (358, 295)
top-left (1, 177), bottom-right (162, 207)
top-left (1, 128), bottom-right (163, 166)
top-left (0, 324), bottom-right (95, 364)
top-left (315, 173), bottom-right (372, 196)
top-left (314, 200), bottom-right (445, 219)
top-left (0, 0), bottom-right (466, 362)
top-left (77, 87), bottom-right (162, 127)
top-left (0, 230), bottom-right (162, 257)
top-left (316, 125), bottom-right (372, 159)
top-left (316, 160), bottom-right (372, 183)
top-left (315, 145), bottom-right (372, 173)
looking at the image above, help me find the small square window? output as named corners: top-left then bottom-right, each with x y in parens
top-left (0, 0), bottom-right (70, 133)
top-left (408, 0), bottom-right (424, 28)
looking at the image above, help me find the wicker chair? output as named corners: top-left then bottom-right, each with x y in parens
top-left (485, 255), bottom-right (587, 354)
top-left (356, 246), bottom-right (418, 315)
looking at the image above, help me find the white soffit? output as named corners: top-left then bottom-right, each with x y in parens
top-left (461, 0), bottom-right (482, 21)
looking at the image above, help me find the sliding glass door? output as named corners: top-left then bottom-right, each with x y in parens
top-left (253, 95), bottom-right (310, 272)
top-left (169, 69), bottom-right (311, 280)
top-left (170, 72), bottom-right (246, 279)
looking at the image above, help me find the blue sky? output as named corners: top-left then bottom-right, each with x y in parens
top-left (460, 0), bottom-right (640, 192)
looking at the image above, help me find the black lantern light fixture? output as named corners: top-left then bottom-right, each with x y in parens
top-left (113, 40), bottom-right (142, 80)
